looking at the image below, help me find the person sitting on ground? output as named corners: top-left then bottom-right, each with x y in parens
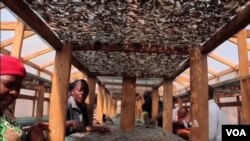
top-left (66, 79), bottom-right (110, 136)
top-left (175, 107), bottom-right (191, 140)
top-left (142, 90), bottom-right (163, 127)
top-left (0, 55), bottom-right (48, 141)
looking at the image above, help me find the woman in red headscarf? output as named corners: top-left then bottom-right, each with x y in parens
top-left (0, 55), bottom-right (48, 141)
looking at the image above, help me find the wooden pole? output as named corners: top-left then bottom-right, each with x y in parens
top-left (152, 87), bottom-right (159, 121)
top-left (85, 76), bottom-right (96, 126)
top-left (109, 95), bottom-right (116, 118)
top-left (237, 30), bottom-right (250, 124)
top-left (120, 77), bottom-right (136, 132)
top-left (190, 48), bottom-right (208, 141)
top-left (36, 82), bottom-right (45, 121)
top-left (103, 89), bottom-right (108, 115)
top-left (48, 43), bottom-right (72, 141)
top-left (96, 84), bottom-right (104, 123)
top-left (162, 79), bottom-right (173, 132)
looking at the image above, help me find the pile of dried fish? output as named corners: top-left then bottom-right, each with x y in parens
top-left (66, 115), bottom-right (185, 141)
top-left (73, 51), bottom-right (188, 78)
top-left (28, 0), bottom-right (249, 47)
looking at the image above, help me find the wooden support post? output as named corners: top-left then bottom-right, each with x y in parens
top-left (109, 95), bottom-right (115, 118)
top-left (107, 93), bottom-right (111, 116)
top-left (237, 30), bottom-right (250, 124)
top-left (135, 94), bottom-right (143, 119)
top-left (85, 76), bottom-right (96, 126)
top-left (190, 48), bottom-right (208, 141)
top-left (36, 82), bottom-right (45, 121)
top-left (162, 79), bottom-right (173, 132)
top-left (103, 89), bottom-right (108, 115)
top-left (120, 77), bottom-right (136, 132)
top-left (96, 84), bottom-right (104, 123)
top-left (48, 43), bottom-right (72, 141)
top-left (152, 87), bottom-right (159, 121)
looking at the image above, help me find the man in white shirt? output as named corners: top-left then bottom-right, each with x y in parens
top-left (208, 86), bottom-right (228, 141)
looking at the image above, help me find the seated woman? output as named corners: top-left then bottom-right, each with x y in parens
top-left (0, 55), bottom-right (48, 141)
top-left (173, 107), bottom-right (191, 140)
top-left (66, 79), bottom-right (110, 137)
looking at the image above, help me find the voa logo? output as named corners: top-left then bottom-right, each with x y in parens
top-left (226, 129), bottom-right (246, 136)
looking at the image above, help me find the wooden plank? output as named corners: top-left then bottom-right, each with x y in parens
top-left (36, 83), bottom-right (45, 122)
top-left (18, 94), bottom-right (36, 100)
top-left (96, 84), bottom-right (104, 123)
top-left (171, 59), bottom-right (190, 79)
top-left (208, 68), bottom-right (218, 76)
top-left (201, 4), bottom-right (250, 54)
top-left (120, 77), bottom-right (136, 132)
top-left (190, 48), bottom-right (208, 141)
top-left (162, 79), bottom-right (173, 132)
top-left (85, 76), bottom-right (96, 126)
top-left (102, 81), bottom-right (158, 87)
top-left (48, 43), bottom-right (72, 141)
top-left (151, 87), bottom-right (159, 121)
top-left (229, 37), bottom-right (250, 50)
top-left (0, 21), bottom-right (16, 30)
top-left (237, 30), bottom-right (250, 124)
top-left (109, 96), bottom-right (117, 118)
top-left (23, 48), bottom-right (53, 61)
top-left (2, 0), bottom-right (62, 50)
top-left (40, 61), bottom-right (54, 69)
top-left (209, 53), bottom-right (237, 68)
top-left (1, 31), bottom-right (34, 48)
top-left (73, 43), bottom-right (189, 54)
top-left (71, 56), bottom-right (92, 76)
top-left (218, 101), bottom-right (241, 107)
top-left (11, 21), bottom-right (25, 57)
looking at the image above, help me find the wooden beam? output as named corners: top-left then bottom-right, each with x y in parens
top-left (73, 42), bottom-right (189, 54)
top-left (85, 76), bottom-right (96, 126)
top-left (120, 77), bottom-right (136, 132)
top-left (1, 31), bottom-right (34, 48)
top-left (71, 56), bottom-right (92, 76)
top-left (208, 53), bottom-right (237, 68)
top-left (11, 21), bottom-right (25, 57)
top-left (0, 21), bottom-right (16, 30)
top-left (237, 30), bottom-right (250, 124)
top-left (103, 87), bottom-right (109, 115)
top-left (109, 96), bottom-right (117, 118)
top-left (36, 83), bottom-right (45, 122)
top-left (218, 101), bottom-right (241, 107)
top-left (96, 84), bottom-right (104, 123)
top-left (23, 48), bottom-right (53, 61)
top-left (2, 0), bottom-right (62, 50)
top-left (40, 61), bottom-right (54, 69)
top-left (102, 81), bottom-right (157, 87)
top-left (171, 59), bottom-right (190, 79)
top-left (48, 43), bottom-right (72, 141)
top-left (201, 4), bottom-right (250, 54)
top-left (229, 37), bottom-right (250, 50)
top-left (162, 79), bottom-right (173, 132)
top-left (208, 68), bottom-right (218, 76)
top-left (190, 48), bottom-right (208, 141)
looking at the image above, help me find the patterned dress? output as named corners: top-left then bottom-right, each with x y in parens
top-left (0, 114), bottom-right (24, 141)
